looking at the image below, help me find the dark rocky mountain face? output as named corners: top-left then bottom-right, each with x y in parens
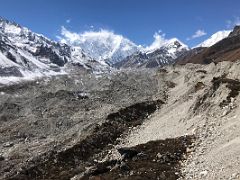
top-left (229, 26), bottom-right (240, 37)
top-left (177, 26), bottom-right (240, 65)
top-left (33, 45), bottom-right (70, 67)
top-left (114, 40), bottom-right (188, 69)
top-left (114, 52), bottom-right (149, 69)
top-left (175, 47), bottom-right (206, 64)
top-left (0, 67), bottom-right (23, 77)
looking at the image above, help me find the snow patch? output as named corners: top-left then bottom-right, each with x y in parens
top-left (144, 32), bottom-right (168, 52)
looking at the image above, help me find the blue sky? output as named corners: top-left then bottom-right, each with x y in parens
top-left (1, 0), bottom-right (240, 47)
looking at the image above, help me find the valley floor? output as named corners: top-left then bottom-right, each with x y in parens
top-left (1, 62), bottom-right (240, 179)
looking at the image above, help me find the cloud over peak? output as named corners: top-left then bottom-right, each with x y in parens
top-left (58, 27), bottom-right (188, 61)
top-left (59, 26), bottom-right (126, 45)
top-left (187, 29), bottom-right (207, 40)
top-left (144, 31), bottom-right (168, 52)
top-left (58, 27), bottom-right (140, 64)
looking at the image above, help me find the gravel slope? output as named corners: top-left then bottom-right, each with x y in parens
top-left (121, 61), bottom-right (240, 179)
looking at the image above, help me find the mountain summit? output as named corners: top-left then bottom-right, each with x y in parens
top-left (196, 30), bottom-right (231, 47)
top-left (0, 17), bottom-right (109, 84)
top-left (115, 38), bottom-right (188, 68)
top-left (229, 25), bottom-right (240, 37)
top-left (59, 27), bottom-right (140, 65)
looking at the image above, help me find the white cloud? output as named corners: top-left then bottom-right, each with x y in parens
top-left (145, 31), bottom-right (168, 52)
top-left (192, 30), bottom-right (207, 38)
top-left (58, 26), bottom-right (123, 45)
top-left (57, 27), bottom-right (183, 54)
top-left (57, 27), bottom-right (140, 63)
top-left (187, 29), bottom-right (207, 40)
top-left (226, 16), bottom-right (240, 28)
top-left (58, 26), bottom-right (81, 44)
top-left (66, 19), bottom-right (71, 24)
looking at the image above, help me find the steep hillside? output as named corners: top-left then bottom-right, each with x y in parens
top-left (177, 26), bottom-right (240, 65)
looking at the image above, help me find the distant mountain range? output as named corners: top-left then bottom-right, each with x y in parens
top-left (0, 16), bottom-right (240, 84)
top-left (114, 30), bottom-right (232, 69)
top-left (59, 28), bottom-right (190, 68)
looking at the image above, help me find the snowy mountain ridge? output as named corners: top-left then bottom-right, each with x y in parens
top-left (114, 38), bottom-right (189, 68)
top-left (59, 27), bottom-right (141, 65)
top-left (144, 37), bottom-right (189, 58)
top-left (196, 30), bottom-right (231, 47)
top-left (59, 27), bottom-right (189, 66)
top-left (0, 17), bottom-right (109, 84)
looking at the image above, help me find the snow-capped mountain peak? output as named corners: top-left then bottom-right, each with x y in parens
top-left (196, 30), bottom-right (231, 47)
top-left (164, 38), bottom-right (188, 49)
top-left (143, 31), bottom-right (189, 52)
top-left (59, 27), bottom-right (140, 65)
top-left (114, 37), bottom-right (189, 69)
top-left (143, 37), bottom-right (189, 59)
top-left (58, 28), bottom-right (190, 66)
top-left (142, 33), bottom-right (189, 59)
top-left (159, 38), bottom-right (189, 57)
top-left (0, 17), bottom-right (23, 34)
top-left (0, 17), bottom-right (110, 84)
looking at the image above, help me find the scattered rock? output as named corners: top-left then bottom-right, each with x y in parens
top-left (79, 136), bottom-right (193, 179)
top-left (199, 170), bottom-right (208, 177)
top-left (166, 81), bottom-right (176, 88)
top-left (196, 70), bottom-right (207, 74)
top-left (0, 155), bottom-right (5, 161)
top-left (195, 82), bottom-right (205, 92)
top-left (119, 162), bottom-right (130, 172)
top-left (3, 142), bottom-right (14, 148)
top-left (156, 153), bottom-right (162, 159)
top-left (117, 148), bottom-right (139, 160)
